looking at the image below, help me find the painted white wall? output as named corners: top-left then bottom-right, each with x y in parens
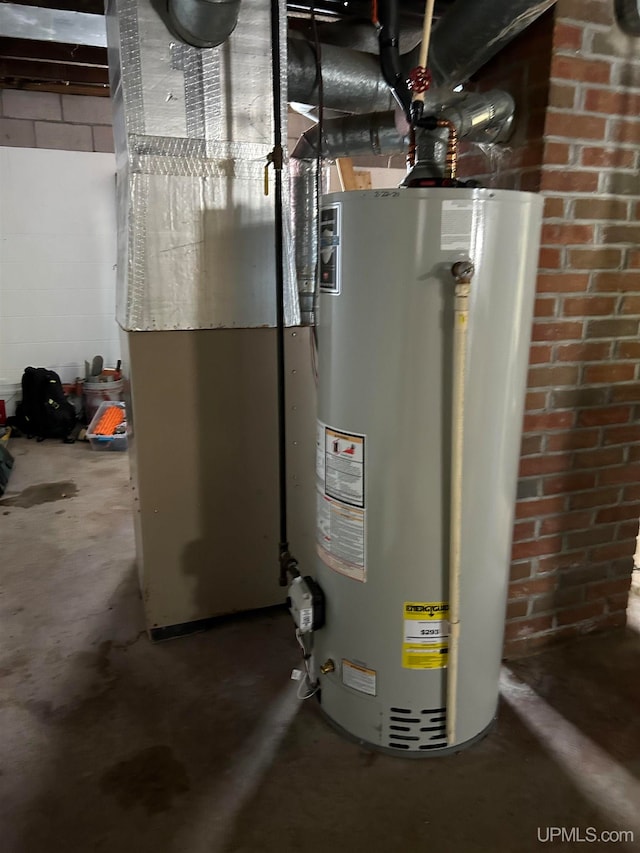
top-left (0, 147), bottom-right (118, 386)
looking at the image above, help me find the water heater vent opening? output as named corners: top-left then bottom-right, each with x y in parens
top-left (384, 706), bottom-right (449, 751)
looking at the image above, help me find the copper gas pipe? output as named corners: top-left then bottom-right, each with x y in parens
top-left (436, 118), bottom-right (458, 181)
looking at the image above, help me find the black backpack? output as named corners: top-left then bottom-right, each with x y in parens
top-left (12, 367), bottom-right (76, 442)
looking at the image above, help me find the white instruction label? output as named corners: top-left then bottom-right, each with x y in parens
top-left (316, 421), bottom-right (367, 581)
top-left (441, 200), bottom-right (474, 251)
top-left (342, 660), bottom-right (377, 696)
top-left (317, 493), bottom-right (366, 582)
top-left (324, 427), bottom-right (365, 507)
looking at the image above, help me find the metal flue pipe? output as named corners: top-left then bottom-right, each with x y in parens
top-left (167, 0), bottom-right (241, 48)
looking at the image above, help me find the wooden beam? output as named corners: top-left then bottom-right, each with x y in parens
top-left (0, 37), bottom-right (108, 67)
top-left (0, 57), bottom-right (110, 85)
top-left (336, 158), bottom-right (373, 191)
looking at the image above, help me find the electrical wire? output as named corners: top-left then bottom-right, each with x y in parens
top-left (295, 628), bottom-right (319, 699)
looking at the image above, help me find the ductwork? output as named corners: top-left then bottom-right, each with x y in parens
top-left (288, 36), bottom-right (395, 114)
top-left (441, 89), bottom-right (515, 143)
top-left (313, 19), bottom-right (422, 54)
top-left (415, 0), bottom-right (557, 87)
top-left (287, 0), bottom-right (555, 324)
top-left (167, 0), bottom-right (241, 48)
top-left (292, 90), bottom-right (514, 161)
top-left (289, 0), bottom-right (557, 112)
top-left (290, 159), bottom-right (324, 326)
top-left (0, 3), bottom-right (107, 46)
top-left (291, 110), bottom-right (407, 160)
top-left (107, 0), bottom-right (298, 331)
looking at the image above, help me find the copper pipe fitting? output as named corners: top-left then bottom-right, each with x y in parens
top-left (436, 118), bottom-right (458, 181)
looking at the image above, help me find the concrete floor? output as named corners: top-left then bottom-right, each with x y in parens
top-left (1, 440), bottom-right (640, 853)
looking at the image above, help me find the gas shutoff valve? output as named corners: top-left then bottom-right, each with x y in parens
top-left (287, 576), bottom-right (326, 634)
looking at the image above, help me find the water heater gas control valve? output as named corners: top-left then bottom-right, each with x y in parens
top-left (287, 576), bottom-right (326, 634)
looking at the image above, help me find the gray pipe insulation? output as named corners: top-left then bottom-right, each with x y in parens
top-left (291, 90), bottom-right (515, 161)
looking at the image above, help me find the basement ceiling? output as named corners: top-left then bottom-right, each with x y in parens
top-left (0, 0), bottom-right (456, 97)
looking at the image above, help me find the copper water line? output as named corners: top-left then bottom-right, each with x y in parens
top-left (436, 118), bottom-right (458, 180)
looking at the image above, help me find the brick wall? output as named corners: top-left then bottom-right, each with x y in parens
top-left (0, 90), bottom-right (114, 152)
top-left (461, 0), bottom-right (639, 657)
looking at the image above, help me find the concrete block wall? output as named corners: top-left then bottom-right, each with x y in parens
top-left (461, 0), bottom-right (639, 658)
top-left (0, 91), bottom-right (114, 153)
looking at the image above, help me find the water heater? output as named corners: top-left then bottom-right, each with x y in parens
top-left (311, 187), bottom-right (543, 754)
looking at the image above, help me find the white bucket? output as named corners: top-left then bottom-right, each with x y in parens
top-left (84, 379), bottom-right (124, 423)
top-left (0, 381), bottom-right (21, 422)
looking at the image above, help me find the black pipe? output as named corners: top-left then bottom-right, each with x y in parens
top-left (376, 0), bottom-right (413, 124)
top-left (270, 0), bottom-right (299, 586)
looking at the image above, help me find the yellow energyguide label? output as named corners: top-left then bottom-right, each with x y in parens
top-left (402, 601), bottom-right (449, 670)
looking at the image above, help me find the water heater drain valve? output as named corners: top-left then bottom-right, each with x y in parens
top-left (287, 576), bottom-right (326, 634)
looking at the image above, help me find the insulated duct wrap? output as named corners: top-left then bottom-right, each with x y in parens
top-left (291, 111), bottom-right (407, 160)
top-left (290, 91), bottom-right (514, 161)
top-left (106, 0), bottom-right (299, 331)
top-left (288, 37), bottom-right (395, 114)
top-left (290, 158), bottom-right (319, 326)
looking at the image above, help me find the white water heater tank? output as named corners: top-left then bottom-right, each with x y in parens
top-left (313, 187), bottom-right (543, 754)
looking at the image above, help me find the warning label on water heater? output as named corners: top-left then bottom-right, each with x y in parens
top-left (402, 601), bottom-right (449, 670)
top-left (316, 421), bottom-right (367, 582)
top-left (441, 200), bottom-right (474, 252)
top-left (323, 427), bottom-right (364, 507)
top-left (342, 659), bottom-right (377, 696)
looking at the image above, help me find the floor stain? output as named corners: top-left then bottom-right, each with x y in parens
top-left (99, 745), bottom-right (190, 814)
top-left (24, 699), bottom-right (56, 723)
top-left (75, 641), bottom-right (113, 679)
top-left (113, 631), bottom-right (146, 652)
top-left (0, 481), bottom-right (78, 508)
